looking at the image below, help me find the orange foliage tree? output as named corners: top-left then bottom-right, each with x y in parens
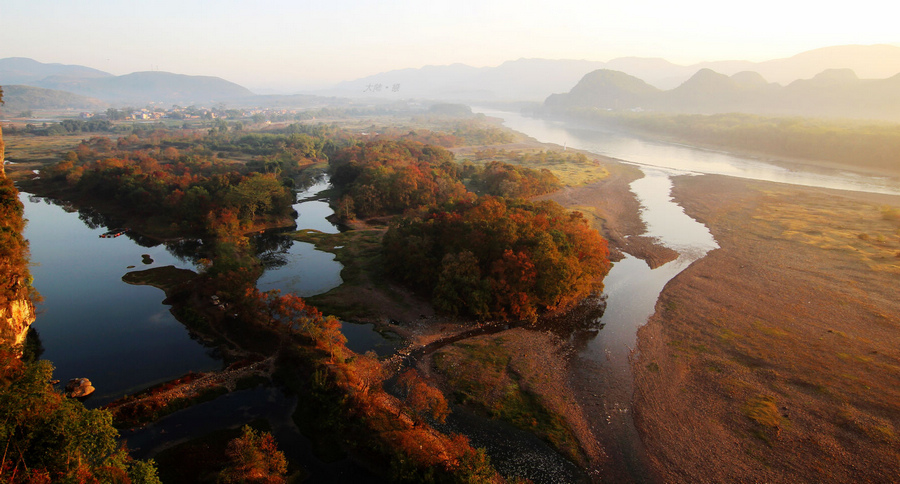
top-left (328, 139), bottom-right (471, 219)
top-left (383, 196), bottom-right (610, 321)
top-left (397, 369), bottom-right (450, 425)
top-left (218, 426), bottom-right (288, 484)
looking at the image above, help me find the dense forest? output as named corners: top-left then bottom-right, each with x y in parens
top-left (384, 197), bottom-right (610, 321)
top-left (328, 139), bottom-right (562, 219)
top-left (325, 138), bottom-right (605, 321)
top-left (32, 126), bottom-right (339, 237)
top-left (559, 109), bottom-right (900, 174)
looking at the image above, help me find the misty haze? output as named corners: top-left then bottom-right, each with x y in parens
top-left (1, 2), bottom-right (899, 483)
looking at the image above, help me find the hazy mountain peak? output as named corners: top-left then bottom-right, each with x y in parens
top-left (674, 68), bottom-right (736, 94)
top-left (544, 69), bottom-right (660, 110)
top-left (730, 71), bottom-right (770, 88)
top-left (575, 69), bottom-right (660, 93)
top-left (811, 68), bottom-right (859, 83)
top-left (0, 57), bottom-right (113, 85)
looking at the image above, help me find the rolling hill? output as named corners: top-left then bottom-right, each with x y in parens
top-left (330, 44), bottom-right (900, 101)
top-left (0, 57), bottom-right (112, 85)
top-left (35, 71), bottom-right (255, 104)
top-left (543, 67), bottom-right (900, 121)
top-left (0, 58), bottom-right (255, 105)
top-left (0, 85), bottom-right (107, 113)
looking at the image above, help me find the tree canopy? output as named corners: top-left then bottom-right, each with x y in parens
top-left (0, 345), bottom-right (161, 483)
top-left (383, 196), bottom-right (610, 321)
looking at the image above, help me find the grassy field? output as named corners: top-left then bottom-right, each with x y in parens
top-left (3, 133), bottom-right (88, 177)
top-left (452, 146), bottom-right (611, 187)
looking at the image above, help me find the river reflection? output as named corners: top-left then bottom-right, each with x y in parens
top-left (21, 194), bottom-right (222, 408)
top-left (255, 176), bottom-right (344, 296)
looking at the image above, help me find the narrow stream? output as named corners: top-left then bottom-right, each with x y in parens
top-left (574, 169), bottom-right (718, 482)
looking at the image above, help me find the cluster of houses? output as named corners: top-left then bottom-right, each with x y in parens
top-left (77, 106), bottom-right (296, 122)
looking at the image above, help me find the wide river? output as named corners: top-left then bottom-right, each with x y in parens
top-left (473, 109), bottom-right (900, 482)
top-left (17, 114), bottom-right (900, 482)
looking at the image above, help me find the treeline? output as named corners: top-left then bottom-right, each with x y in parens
top-left (37, 131), bottom-right (310, 237)
top-left (4, 118), bottom-right (115, 136)
top-left (329, 140), bottom-right (470, 219)
top-left (467, 160), bottom-right (562, 198)
top-left (247, 290), bottom-right (497, 482)
top-left (329, 139), bottom-right (561, 219)
top-left (567, 109), bottom-right (900, 174)
top-left (357, 120), bottom-right (515, 149)
top-left (186, 284), bottom-right (498, 481)
top-left (383, 197), bottom-right (610, 321)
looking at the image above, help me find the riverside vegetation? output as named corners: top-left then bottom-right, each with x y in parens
top-left (1, 88), bottom-right (162, 483)
top-left (6, 113), bottom-right (612, 482)
top-left (548, 108), bottom-right (900, 175)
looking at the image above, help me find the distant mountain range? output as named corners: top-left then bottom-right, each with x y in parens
top-left (331, 44), bottom-right (900, 102)
top-left (0, 57), bottom-right (253, 106)
top-left (543, 67), bottom-right (900, 121)
top-left (0, 57), bottom-right (112, 85)
top-left (3, 44), bottom-right (900, 116)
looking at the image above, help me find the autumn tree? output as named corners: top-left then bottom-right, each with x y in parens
top-left (328, 139), bottom-right (470, 219)
top-left (384, 197), bottom-right (610, 321)
top-left (217, 426), bottom-right (288, 484)
top-left (397, 369), bottom-right (450, 425)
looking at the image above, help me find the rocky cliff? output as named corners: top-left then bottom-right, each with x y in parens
top-left (0, 297), bottom-right (36, 347)
top-left (0, 115), bottom-right (37, 349)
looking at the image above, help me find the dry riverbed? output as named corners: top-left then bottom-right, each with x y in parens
top-left (633, 174), bottom-right (900, 483)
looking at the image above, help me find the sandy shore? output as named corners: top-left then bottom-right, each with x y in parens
top-left (632, 174), bottom-right (900, 483)
top-left (542, 161), bottom-right (678, 268)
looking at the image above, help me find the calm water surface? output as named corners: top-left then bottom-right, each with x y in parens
top-left (477, 109), bottom-right (900, 195)
top-left (255, 177), bottom-right (343, 296)
top-left (22, 193), bottom-right (221, 407)
top-left (21, 175), bottom-right (366, 406)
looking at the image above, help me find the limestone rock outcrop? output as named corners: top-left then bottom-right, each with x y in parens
top-left (65, 378), bottom-right (96, 398)
top-left (0, 298), bottom-right (36, 348)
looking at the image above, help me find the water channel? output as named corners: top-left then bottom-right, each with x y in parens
top-left (19, 112), bottom-right (900, 481)
top-left (474, 108), bottom-right (900, 482)
top-left (20, 175), bottom-right (387, 407)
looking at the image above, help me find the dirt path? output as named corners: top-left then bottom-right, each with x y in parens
top-left (109, 356), bottom-right (276, 415)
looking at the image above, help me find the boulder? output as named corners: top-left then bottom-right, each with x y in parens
top-left (65, 378), bottom-right (95, 398)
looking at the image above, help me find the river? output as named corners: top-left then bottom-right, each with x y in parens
top-left (20, 175), bottom-right (390, 407)
top-left (20, 113), bottom-right (900, 481)
top-left (472, 109), bottom-right (900, 482)
top-left (19, 175), bottom-right (393, 481)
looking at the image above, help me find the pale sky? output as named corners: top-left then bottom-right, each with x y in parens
top-left (2, 0), bottom-right (897, 92)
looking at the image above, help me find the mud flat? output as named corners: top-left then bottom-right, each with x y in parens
top-left (633, 174), bottom-right (900, 483)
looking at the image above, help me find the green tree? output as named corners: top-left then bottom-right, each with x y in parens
top-left (0, 345), bottom-right (161, 483)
